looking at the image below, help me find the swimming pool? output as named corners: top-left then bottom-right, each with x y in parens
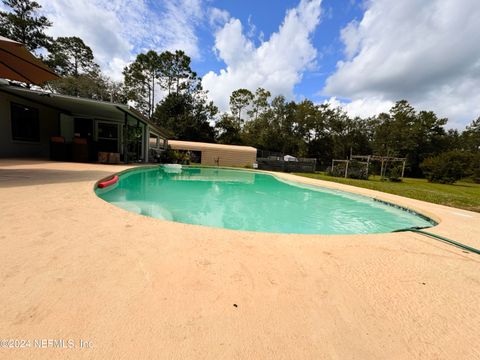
top-left (95, 166), bottom-right (436, 235)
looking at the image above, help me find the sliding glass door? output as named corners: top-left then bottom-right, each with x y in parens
top-left (96, 121), bottom-right (119, 153)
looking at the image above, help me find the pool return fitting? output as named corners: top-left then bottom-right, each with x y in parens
top-left (393, 227), bottom-right (480, 255)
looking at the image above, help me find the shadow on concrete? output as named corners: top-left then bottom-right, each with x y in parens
top-left (0, 168), bottom-right (116, 188)
top-left (0, 158), bottom-right (53, 167)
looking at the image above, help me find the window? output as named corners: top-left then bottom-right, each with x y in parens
top-left (97, 122), bottom-right (118, 139)
top-left (149, 133), bottom-right (159, 148)
top-left (11, 103), bottom-right (39, 142)
top-left (149, 133), bottom-right (166, 149)
top-left (74, 118), bottom-right (93, 140)
top-left (97, 122), bottom-right (119, 153)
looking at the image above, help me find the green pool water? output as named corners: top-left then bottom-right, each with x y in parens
top-left (95, 166), bottom-right (436, 235)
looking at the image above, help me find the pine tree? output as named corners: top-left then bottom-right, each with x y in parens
top-left (46, 36), bottom-right (99, 77)
top-left (0, 0), bottom-right (52, 51)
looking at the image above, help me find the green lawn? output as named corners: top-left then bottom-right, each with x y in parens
top-left (293, 173), bottom-right (480, 213)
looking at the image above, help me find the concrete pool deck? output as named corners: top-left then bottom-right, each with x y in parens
top-left (1, 159), bottom-right (479, 359)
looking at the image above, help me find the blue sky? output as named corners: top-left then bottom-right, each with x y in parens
top-left (191, 0), bottom-right (364, 103)
top-left (3, 0), bottom-right (480, 127)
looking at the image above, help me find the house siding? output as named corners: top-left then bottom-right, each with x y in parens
top-left (0, 91), bottom-right (59, 158)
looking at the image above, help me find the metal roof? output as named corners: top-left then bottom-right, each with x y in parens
top-left (169, 140), bottom-right (257, 153)
top-left (0, 83), bottom-right (168, 137)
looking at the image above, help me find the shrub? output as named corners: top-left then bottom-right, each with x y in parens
top-left (159, 146), bottom-right (176, 163)
top-left (347, 160), bottom-right (368, 179)
top-left (175, 151), bottom-right (191, 165)
top-left (159, 147), bottom-right (190, 164)
top-left (326, 164), bottom-right (346, 177)
top-left (420, 151), bottom-right (474, 184)
top-left (472, 156), bottom-right (480, 184)
top-left (387, 165), bottom-right (403, 182)
top-left (326, 160), bottom-right (368, 180)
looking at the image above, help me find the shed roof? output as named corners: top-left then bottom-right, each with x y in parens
top-left (168, 140), bottom-right (257, 153)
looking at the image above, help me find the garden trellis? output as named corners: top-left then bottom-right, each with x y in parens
top-left (331, 155), bottom-right (407, 180)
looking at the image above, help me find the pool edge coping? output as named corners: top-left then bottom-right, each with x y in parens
top-left (93, 164), bottom-right (443, 235)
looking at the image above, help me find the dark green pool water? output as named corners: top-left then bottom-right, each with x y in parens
top-left (95, 166), bottom-right (435, 234)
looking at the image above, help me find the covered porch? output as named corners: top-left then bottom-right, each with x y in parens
top-left (0, 83), bottom-right (168, 163)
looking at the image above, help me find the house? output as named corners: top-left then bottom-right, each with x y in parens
top-left (0, 81), bottom-right (168, 163)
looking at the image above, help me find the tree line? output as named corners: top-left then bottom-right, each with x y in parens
top-left (1, 0), bottom-right (479, 182)
top-left (216, 89), bottom-right (479, 182)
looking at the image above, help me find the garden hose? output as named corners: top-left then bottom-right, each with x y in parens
top-left (393, 226), bottom-right (480, 255)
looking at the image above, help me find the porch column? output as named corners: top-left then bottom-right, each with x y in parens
top-left (123, 111), bottom-right (128, 164)
top-left (144, 125), bottom-right (149, 163)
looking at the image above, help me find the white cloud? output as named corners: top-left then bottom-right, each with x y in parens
top-left (208, 7), bottom-right (230, 29)
top-left (323, 0), bottom-right (480, 128)
top-left (203, 0), bottom-right (322, 111)
top-left (246, 15), bottom-right (256, 38)
top-left (326, 96), bottom-right (393, 119)
top-left (104, 57), bottom-right (130, 82)
top-left (37, 0), bottom-right (204, 81)
top-left (157, 0), bottom-right (203, 57)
